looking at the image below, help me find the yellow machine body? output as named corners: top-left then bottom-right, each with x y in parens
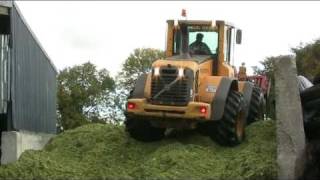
top-left (126, 19), bottom-right (245, 129)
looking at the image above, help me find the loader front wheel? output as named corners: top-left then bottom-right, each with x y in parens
top-left (209, 90), bottom-right (246, 146)
top-left (125, 117), bottom-right (165, 142)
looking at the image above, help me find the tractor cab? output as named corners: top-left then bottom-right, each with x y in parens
top-left (165, 20), bottom-right (242, 76)
top-left (172, 21), bottom-right (218, 58)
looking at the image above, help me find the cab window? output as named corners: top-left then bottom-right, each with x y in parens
top-left (189, 31), bottom-right (218, 54)
top-left (173, 26), bottom-right (218, 55)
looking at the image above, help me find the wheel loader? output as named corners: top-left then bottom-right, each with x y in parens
top-left (125, 18), bottom-right (264, 146)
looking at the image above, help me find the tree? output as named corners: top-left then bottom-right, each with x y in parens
top-left (292, 39), bottom-right (320, 80)
top-left (253, 38), bottom-right (320, 81)
top-left (57, 62), bottom-right (115, 130)
top-left (253, 55), bottom-right (295, 81)
top-left (252, 55), bottom-right (294, 120)
top-left (117, 48), bottom-right (165, 90)
top-left (114, 48), bottom-right (165, 121)
top-left (251, 39), bottom-right (320, 119)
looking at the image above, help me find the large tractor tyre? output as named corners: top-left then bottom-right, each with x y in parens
top-left (209, 90), bottom-right (246, 146)
top-left (196, 122), bottom-right (210, 136)
top-left (301, 84), bottom-right (320, 140)
top-left (125, 74), bottom-right (166, 142)
top-left (125, 117), bottom-right (165, 142)
top-left (246, 87), bottom-right (265, 124)
top-left (301, 84), bottom-right (320, 105)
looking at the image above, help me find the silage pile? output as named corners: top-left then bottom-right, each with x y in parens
top-left (0, 120), bottom-right (277, 180)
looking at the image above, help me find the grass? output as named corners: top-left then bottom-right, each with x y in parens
top-left (0, 120), bottom-right (277, 180)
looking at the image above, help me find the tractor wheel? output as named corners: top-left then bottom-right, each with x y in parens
top-left (209, 90), bottom-right (246, 146)
top-left (247, 87), bottom-right (265, 124)
top-left (125, 117), bottom-right (165, 142)
top-left (196, 122), bottom-right (209, 136)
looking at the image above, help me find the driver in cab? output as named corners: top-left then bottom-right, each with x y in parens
top-left (189, 33), bottom-right (211, 55)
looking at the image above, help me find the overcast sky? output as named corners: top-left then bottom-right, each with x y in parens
top-left (15, 1), bottom-right (320, 76)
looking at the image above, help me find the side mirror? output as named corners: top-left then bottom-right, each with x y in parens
top-left (236, 29), bottom-right (242, 44)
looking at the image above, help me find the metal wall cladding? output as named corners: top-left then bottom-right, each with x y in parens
top-left (0, 35), bottom-right (10, 114)
top-left (10, 4), bottom-right (57, 134)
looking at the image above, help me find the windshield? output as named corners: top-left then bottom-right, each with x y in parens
top-left (173, 25), bottom-right (218, 56)
top-left (189, 31), bottom-right (218, 55)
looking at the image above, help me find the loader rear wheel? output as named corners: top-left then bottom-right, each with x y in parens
top-left (125, 117), bottom-right (165, 142)
top-left (209, 90), bottom-right (246, 146)
top-left (247, 87), bottom-right (265, 124)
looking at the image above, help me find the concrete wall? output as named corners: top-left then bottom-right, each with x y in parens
top-left (274, 56), bottom-right (306, 180)
top-left (0, 1), bottom-right (13, 8)
top-left (1, 130), bottom-right (55, 165)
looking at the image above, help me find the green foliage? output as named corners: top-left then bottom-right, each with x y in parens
top-left (57, 62), bottom-right (115, 130)
top-left (292, 39), bottom-right (320, 80)
top-left (253, 38), bottom-right (320, 117)
top-left (253, 38), bottom-right (320, 81)
top-left (252, 56), bottom-right (275, 119)
top-left (114, 48), bottom-right (165, 120)
top-left (253, 56), bottom-right (274, 80)
top-left (0, 120), bottom-right (276, 180)
top-left (117, 48), bottom-right (165, 91)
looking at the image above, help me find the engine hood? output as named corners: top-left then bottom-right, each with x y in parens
top-left (152, 59), bottom-right (200, 72)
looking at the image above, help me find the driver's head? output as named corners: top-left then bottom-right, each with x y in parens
top-left (196, 33), bottom-right (204, 42)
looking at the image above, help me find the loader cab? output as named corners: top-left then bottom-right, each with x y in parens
top-left (173, 22), bottom-right (219, 57)
top-left (165, 20), bottom-right (242, 76)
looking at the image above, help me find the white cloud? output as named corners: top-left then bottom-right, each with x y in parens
top-left (15, 1), bottom-right (320, 76)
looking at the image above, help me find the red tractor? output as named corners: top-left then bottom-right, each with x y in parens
top-left (246, 75), bottom-right (269, 98)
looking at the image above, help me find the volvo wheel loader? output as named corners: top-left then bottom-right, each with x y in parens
top-left (124, 18), bottom-right (264, 146)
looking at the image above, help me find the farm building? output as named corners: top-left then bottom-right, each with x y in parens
top-left (0, 1), bottom-right (57, 135)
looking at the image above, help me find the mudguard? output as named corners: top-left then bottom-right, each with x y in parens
top-left (130, 74), bottom-right (148, 98)
top-left (211, 77), bottom-right (238, 121)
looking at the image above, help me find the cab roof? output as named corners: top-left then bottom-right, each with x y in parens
top-left (167, 19), bottom-right (237, 28)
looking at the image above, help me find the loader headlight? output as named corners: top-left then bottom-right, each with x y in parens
top-left (154, 67), bottom-right (160, 76)
top-left (178, 68), bottom-right (184, 78)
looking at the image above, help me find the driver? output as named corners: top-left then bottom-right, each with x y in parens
top-left (189, 33), bottom-right (211, 55)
